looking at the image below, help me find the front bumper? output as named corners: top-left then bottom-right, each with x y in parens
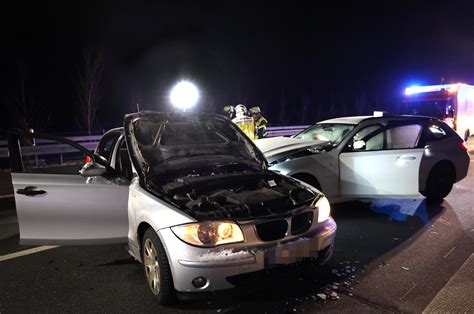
top-left (158, 217), bottom-right (337, 292)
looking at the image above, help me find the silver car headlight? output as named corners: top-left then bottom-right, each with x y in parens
top-left (171, 222), bottom-right (244, 247)
top-left (315, 196), bottom-right (331, 223)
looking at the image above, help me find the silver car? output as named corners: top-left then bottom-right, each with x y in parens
top-left (8, 111), bottom-right (336, 304)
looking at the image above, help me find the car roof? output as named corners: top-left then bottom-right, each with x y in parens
top-left (318, 116), bottom-right (373, 125)
top-left (319, 114), bottom-right (436, 125)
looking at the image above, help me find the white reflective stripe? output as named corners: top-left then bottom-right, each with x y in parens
top-left (0, 245), bottom-right (59, 262)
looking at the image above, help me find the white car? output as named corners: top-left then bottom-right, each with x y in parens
top-left (8, 111), bottom-right (336, 304)
top-left (254, 114), bottom-right (470, 202)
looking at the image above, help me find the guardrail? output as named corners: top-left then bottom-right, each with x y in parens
top-left (267, 125), bottom-right (310, 138)
top-left (0, 125), bottom-right (310, 163)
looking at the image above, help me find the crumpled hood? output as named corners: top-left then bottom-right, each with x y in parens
top-left (254, 136), bottom-right (327, 157)
top-left (124, 111), bottom-right (267, 183)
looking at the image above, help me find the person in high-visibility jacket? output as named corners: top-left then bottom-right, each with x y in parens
top-left (232, 104), bottom-right (256, 140)
top-left (250, 106), bottom-right (268, 139)
top-left (223, 105), bottom-right (236, 120)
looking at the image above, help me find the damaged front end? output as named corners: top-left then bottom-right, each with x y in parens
top-left (154, 168), bottom-right (336, 292)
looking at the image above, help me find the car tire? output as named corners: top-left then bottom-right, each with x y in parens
top-left (421, 163), bottom-right (455, 202)
top-left (292, 174), bottom-right (322, 191)
top-left (142, 228), bottom-right (175, 305)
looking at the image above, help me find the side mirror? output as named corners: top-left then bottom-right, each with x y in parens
top-left (79, 161), bottom-right (107, 177)
top-left (353, 140), bottom-right (366, 150)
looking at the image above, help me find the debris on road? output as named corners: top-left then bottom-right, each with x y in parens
top-left (402, 266), bottom-right (410, 271)
top-left (317, 293), bottom-right (327, 300)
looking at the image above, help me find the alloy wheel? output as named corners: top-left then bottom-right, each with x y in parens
top-left (144, 238), bottom-right (161, 295)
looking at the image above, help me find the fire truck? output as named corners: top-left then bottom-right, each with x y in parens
top-left (403, 83), bottom-right (474, 141)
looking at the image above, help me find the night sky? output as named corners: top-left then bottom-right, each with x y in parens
top-left (1, 0), bottom-right (474, 133)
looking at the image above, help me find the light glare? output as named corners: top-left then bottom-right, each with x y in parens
top-left (170, 81), bottom-right (199, 110)
top-left (405, 83), bottom-right (461, 95)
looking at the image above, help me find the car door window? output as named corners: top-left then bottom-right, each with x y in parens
top-left (115, 139), bottom-right (133, 181)
top-left (350, 123), bottom-right (422, 151)
top-left (14, 135), bottom-right (91, 175)
top-left (348, 125), bottom-right (383, 151)
top-left (365, 132), bottom-right (385, 150)
top-left (386, 124), bottom-right (422, 149)
top-left (97, 133), bottom-right (119, 162)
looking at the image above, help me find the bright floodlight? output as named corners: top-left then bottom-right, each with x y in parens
top-left (170, 81), bottom-right (199, 111)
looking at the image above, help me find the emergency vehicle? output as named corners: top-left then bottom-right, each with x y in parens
top-left (403, 83), bottom-right (474, 141)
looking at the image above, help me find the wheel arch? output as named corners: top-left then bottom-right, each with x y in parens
top-left (421, 160), bottom-right (456, 192)
top-left (291, 172), bottom-right (322, 191)
top-left (137, 221), bottom-right (154, 249)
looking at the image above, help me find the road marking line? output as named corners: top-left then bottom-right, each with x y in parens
top-left (443, 246), bottom-right (456, 259)
top-left (0, 246), bottom-right (59, 262)
top-left (0, 194), bottom-right (14, 200)
top-left (399, 282), bottom-right (417, 301)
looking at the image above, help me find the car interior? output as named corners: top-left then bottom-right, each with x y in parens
top-left (115, 139), bottom-right (133, 181)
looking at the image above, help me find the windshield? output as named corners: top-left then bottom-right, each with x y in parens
top-left (128, 113), bottom-right (264, 176)
top-left (295, 123), bottom-right (355, 145)
top-left (403, 100), bottom-right (453, 119)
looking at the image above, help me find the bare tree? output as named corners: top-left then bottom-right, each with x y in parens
top-left (4, 61), bottom-right (41, 130)
top-left (76, 49), bottom-right (103, 135)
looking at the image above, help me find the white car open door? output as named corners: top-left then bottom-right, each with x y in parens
top-left (8, 130), bottom-right (129, 245)
top-left (339, 123), bottom-right (425, 198)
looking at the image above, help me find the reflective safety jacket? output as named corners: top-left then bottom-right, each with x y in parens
top-left (255, 116), bottom-right (268, 139)
top-left (232, 115), bottom-right (256, 140)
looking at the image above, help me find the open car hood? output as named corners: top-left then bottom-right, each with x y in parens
top-left (124, 111), bottom-right (267, 184)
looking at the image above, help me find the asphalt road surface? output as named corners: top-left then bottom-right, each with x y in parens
top-left (0, 142), bottom-right (473, 313)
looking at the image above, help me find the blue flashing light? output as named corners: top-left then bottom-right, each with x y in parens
top-left (405, 83), bottom-right (461, 96)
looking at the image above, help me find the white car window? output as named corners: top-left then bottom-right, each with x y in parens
top-left (386, 124), bottom-right (422, 149)
top-left (16, 136), bottom-right (89, 175)
top-left (365, 132), bottom-right (385, 150)
top-left (354, 125), bottom-right (381, 141)
top-left (352, 123), bottom-right (422, 151)
top-left (351, 125), bottom-right (383, 151)
top-left (98, 133), bottom-right (119, 161)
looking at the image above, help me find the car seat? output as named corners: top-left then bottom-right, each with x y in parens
top-left (118, 148), bottom-right (133, 180)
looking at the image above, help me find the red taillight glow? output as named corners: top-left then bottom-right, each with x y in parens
top-left (460, 142), bottom-right (468, 152)
top-left (85, 155), bottom-right (92, 163)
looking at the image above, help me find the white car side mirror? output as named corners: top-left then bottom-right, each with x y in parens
top-left (79, 161), bottom-right (107, 177)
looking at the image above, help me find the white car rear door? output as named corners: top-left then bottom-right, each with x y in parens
top-left (339, 123), bottom-right (424, 198)
top-left (8, 130), bottom-right (129, 245)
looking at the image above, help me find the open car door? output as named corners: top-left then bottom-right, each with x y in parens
top-left (339, 122), bottom-right (425, 198)
top-left (8, 130), bottom-right (129, 245)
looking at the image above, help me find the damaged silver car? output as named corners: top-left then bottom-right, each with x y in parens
top-left (8, 111), bottom-right (337, 304)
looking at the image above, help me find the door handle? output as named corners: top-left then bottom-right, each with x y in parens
top-left (396, 155), bottom-right (416, 161)
top-left (16, 186), bottom-right (47, 196)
